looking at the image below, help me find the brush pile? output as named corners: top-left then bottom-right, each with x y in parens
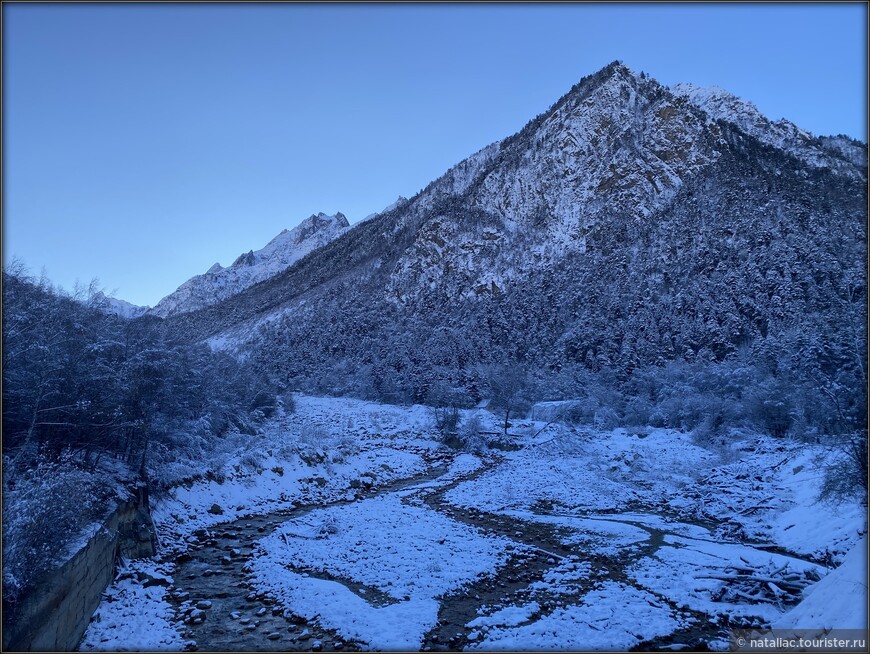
top-left (704, 557), bottom-right (821, 606)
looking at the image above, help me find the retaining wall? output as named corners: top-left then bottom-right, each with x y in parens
top-left (2, 486), bottom-right (157, 652)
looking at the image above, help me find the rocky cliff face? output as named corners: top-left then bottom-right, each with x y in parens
top-left (388, 63), bottom-right (726, 303)
top-left (670, 82), bottom-right (867, 175)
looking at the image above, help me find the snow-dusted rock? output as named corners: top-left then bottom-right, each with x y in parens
top-left (671, 82), bottom-right (866, 175)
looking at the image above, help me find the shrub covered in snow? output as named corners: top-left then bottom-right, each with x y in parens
top-left (820, 431), bottom-right (868, 505)
top-left (1, 265), bottom-right (284, 603)
top-left (2, 457), bottom-right (125, 602)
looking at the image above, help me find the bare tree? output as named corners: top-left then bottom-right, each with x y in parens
top-left (482, 363), bottom-right (530, 437)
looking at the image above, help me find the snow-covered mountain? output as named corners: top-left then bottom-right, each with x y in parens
top-left (150, 212), bottom-right (350, 318)
top-left (165, 61), bottom-right (865, 404)
top-left (385, 64), bottom-right (724, 303)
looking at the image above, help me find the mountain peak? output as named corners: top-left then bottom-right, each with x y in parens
top-left (567, 60), bottom-right (639, 95)
top-left (293, 212), bottom-right (350, 244)
top-left (670, 82), bottom-right (767, 124)
top-left (597, 59), bottom-right (631, 78)
top-left (150, 210), bottom-right (350, 318)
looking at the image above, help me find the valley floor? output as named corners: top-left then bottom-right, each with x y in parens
top-left (80, 396), bottom-right (866, 652)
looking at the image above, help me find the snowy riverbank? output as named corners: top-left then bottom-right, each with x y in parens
top-left (82, 395), bottom-right (866, 651)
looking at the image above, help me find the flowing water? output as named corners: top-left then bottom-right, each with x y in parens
top-left (164, 456), bottom-right (814, 652)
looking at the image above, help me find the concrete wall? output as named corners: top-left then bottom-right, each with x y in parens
top-left (3, 487), bottom-right (157, 652)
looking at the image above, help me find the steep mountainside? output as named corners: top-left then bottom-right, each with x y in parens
top-left (150, 212), bottom-right (350, 317)
top-left (164, 62), bottom-right (866, 419)
top-left (670, 83), bottom-right (867, 173)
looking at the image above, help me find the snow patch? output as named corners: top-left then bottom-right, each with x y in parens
top-left (80, 560), bottom-right (183, 651)
top-left (251, 495), bottom-right (513, 649)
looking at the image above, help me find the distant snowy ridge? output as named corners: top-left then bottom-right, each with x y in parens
top-left (150, 212), bottom-right (350, 318)
top-left (671, 82), bottom-right (867, 174)
top-left (91, 292), bottom-right (149, 319)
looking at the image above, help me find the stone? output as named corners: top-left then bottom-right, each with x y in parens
top-left (195, 601), bottom-right (212, 610)
top-left (187, 609), bottom-right (206, 624)
top-left (266, 632), bottom-right (282, 640)
top-left (208, 504), bottom-right (224, 515)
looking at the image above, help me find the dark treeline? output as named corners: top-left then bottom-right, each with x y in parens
top-left (2, 265), bottom-right (278, 475)
top-left (2, 264), bottom-right (278, 600)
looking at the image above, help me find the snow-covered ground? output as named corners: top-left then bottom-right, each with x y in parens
top-left (447, 426), bottom-right (864, 563)
top-left (251, 493), bottom-right (512, 650)
top-left (151, 395), bottom-right (442, 554)
top-left (83, 396), bottom-right (867, 651)
top-left (774, 536), bottom-right (868, 631)
top-left (445, 427), bottom-right (717, 514)
top-left (467, 582), bottom-right (686, 651)
top-left (80, 560), bottom-right (185, 651)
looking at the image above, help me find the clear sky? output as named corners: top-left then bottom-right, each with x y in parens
top-left (3, 2), bottom-right (867, 307)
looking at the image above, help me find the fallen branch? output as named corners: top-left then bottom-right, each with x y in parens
top-left (703, 559), bottom-right (819, 607)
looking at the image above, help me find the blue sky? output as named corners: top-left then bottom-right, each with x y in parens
top-left (3, 2), bottom-right (867, 307)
